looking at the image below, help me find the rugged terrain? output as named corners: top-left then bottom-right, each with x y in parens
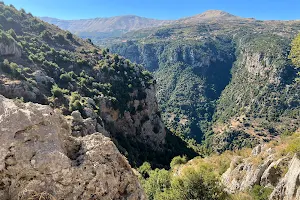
top-left (41, 15), bottom-right (172, 46)
top-left (1, 3), bottom-right (300, 200)
top-left (0, 3), bottom-right (195, 168)
top-left (0, 2), bottom-right (199, 199)
top-left (0, 95), bottom-right (145, 200)
top-left (109, 11), bottom-right (300, 153)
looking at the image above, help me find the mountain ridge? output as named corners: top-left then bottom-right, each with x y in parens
top-left (40, 15), bottom-right (173, 33)
top-left (40, 10), bottom-right (300, 46)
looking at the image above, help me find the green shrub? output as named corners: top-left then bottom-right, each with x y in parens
top-left (69, 92), bottom-right (83, 111)
top-left (0, 59), bottom-right (12, 73)
top-left (155, 168), bottom-right (227, 200)
top-left (0, 60), bottom-right (23, 78)
top-left (59, 73), bottom-right (72, 83)
top-left (0, 30), bottom-right (15, 45)
top-left (40, 30), bottom-right (51, 40)
top-left (143, 169), bottom-right (170, 200)
top-left (54, 33), bottom-right (66, 44)
top-left (66, 32), bottom-right (73, 40)
top-left (9, 62), bottom-right (22, 77)
top-left (138, 162), bottom-right (152, 178)
top-left (51, 84), bottom-right (68, 98)
top-left (285, 138), bottom-right (300, 155)
top-left (170, 156), bottom-right (187, 168)
top-left (7, 28), bottom-right (17, 39)
top-left (289, 33), bottom-right (300, 68)
top-left (69, 100), bottom-right (83, 112)
top-left (250, 185), bottom-right (273, 200)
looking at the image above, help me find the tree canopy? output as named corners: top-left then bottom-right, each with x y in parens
top-left (289, 33), bottom-right (300, 68)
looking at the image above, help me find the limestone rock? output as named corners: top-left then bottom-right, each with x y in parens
top-left (260, 157), bottom-right (289, 187)
top-left (0, 80), bottom-right (41, 102)
top-left (70, 111), bottom-right (110, 137)
top-left (33, 70), bottom-right (55, 86)
top-left (242, 51), bottom-right (280, 85)
top-left (252, 144), bottom-right (263, 156)
top-left (99, 85), bottom-right (166, 149)
top-left (0, 95), bottom-right (145, 200)
top-left (221, 142), bottom-right (300, 200)
top-left (269, 155), bottom-right (300, 200)
top-left (0, 40), bottom-right (22, 57)
top-left (222, 155), bottom-right (273, 193)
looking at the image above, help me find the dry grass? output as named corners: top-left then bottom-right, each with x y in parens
top-left (229, 192), bottom-right (253, 200)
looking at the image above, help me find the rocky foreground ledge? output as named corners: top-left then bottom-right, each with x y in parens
top-left (0, 95), bottom-right (145, 200)
top-left (222, 144), bottom-right (300, 200)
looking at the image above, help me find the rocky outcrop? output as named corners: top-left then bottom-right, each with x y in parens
top-left (0, 95), bottom-right (145, 200)
top-left (70, 110), bottom-right (110, 137)
top-left (99, 85), bottom-right (166, 149)
top-left (0, 80), bottom-right (41, 102)
top-left (222, 152), bottom-right (274, 193)
top-left (260, 156), bottom-right (290, 188)
top-left (269, 155), bottom-right (300, 200)
top-left (242, 50), bottom-right (281, 85)
top-left (33, 70), bottom-right (55, 86)
top-left (0, 40), bottom-right (22, 57)
top-left (221, 144), bottom-right (300, 200)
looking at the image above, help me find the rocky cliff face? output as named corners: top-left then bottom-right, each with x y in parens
top-left (98, 85), bottom-right (166, 149)
top-left (0, 95), bottom-right (145, 200)
top-left (0, 40), bottom-right (22, 57)
top-left (111, 38), bottom-right (235, 141)
top-left (221, 144), bottom-right (300, 200)
top-left (212, 35), bottom-right (299, 152)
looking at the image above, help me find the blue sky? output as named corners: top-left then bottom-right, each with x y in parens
top-left (3, 0), bottom-right (300, 20)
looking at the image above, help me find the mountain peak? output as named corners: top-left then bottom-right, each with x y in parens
top-left (179, 10), bottom-right (240, 23)
top-left (199, 10), bottom-right (235, 18)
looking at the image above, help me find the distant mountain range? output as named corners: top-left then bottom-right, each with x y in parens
top-left (40, 15), bottom-right (172, 41)
top-left (40, 10), bottom-right (253, 44)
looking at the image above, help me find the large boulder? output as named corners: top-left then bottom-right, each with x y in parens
top-left (0, 95), bottom-right (145, 200)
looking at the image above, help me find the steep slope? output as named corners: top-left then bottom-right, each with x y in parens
top-left (109, 14), bottom-right (300, 152)
top-left (111, 38), bottom-right (235, 142)
top-left (0, 95), bottom-right (145, 200)
top-left (138, 129), bottom-right (300, 200)
top-left (0, 3), bottom-right (195, 167)
top-left (211, 34), bottom-right (300, 152)
top-left (40, 15), bottom-right (172, 45)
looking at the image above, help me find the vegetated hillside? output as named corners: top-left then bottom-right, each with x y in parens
top-left (138, 129), bottom-right (300, 200)
top-left (40, 15), bottom-right (172, 46)
top-left (109, 13), bottom-right (300, 153)
top-left (0, 2), bottom-right (195, 168)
